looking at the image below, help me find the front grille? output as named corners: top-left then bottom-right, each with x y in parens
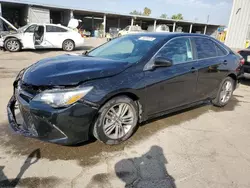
top-left (16, 81), bottom-right (40, 103)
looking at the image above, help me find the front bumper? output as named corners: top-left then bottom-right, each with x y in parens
top-left (7, 92), bottom-right (98, 145)
top-left (0, 38), bottom-right (4, 48)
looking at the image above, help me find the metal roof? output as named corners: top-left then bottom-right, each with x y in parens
top-left (0, 0), bottom-right (221, 26)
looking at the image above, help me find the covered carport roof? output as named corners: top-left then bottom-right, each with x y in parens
top-left (0, 0), bottom-right (222, 27)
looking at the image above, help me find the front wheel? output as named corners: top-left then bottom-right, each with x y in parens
top-left (62, 40), bottom-right (75, 51)
top-left (93, 96), bottom-right (138, 145)
top-left (212, 77), bottom-right (234, 107)
top-left (4, 38), bottom-right (21, 52)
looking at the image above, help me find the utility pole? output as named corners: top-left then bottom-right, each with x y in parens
top-left (206, 15), bottom-right (210, 24)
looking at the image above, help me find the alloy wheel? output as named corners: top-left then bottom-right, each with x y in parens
top-left (220, 80), bottom-right (233, 103)
top-left (64, 41), bottom-right (74, 51)
top-left (7, 40), bottom-right (19, 51)
top-left (103, 103), bottom-right (135, 139)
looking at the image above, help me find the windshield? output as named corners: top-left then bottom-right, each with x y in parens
top-left (17, 25), bottom-right (30, 32)
top-left (88, 35), bottom-right (164, 63)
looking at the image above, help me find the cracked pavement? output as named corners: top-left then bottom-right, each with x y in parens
top-left (1, 38), bottom-right (250, 187)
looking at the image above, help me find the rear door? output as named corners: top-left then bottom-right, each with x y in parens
top-left (43, 25), bottom-right (68, 48)
top-left (192, 37), bottom-right (229, 100)
top-left (144, 37), bottom-right (198, 115)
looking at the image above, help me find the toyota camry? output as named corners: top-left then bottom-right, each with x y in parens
top-left (7, 33), bottom-right (243, 145)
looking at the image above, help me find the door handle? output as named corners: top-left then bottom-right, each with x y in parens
top-left (223, 60), bottom-right (228, 65)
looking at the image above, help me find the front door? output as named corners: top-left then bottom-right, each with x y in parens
top-left (144, 37), bottom-right (198, 116)
top-left (22, 24), bottom-right (36, 49)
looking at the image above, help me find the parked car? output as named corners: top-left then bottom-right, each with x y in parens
top-left (118, 25), bottom-right (145, 36)
top-left (7, 33), bottom-right (243, 145)
top-left (0, 16), bottom-right (84, 52)
top-left (106, 27), bottom-right (120, 41)
top-left (237, 48), bottom-right (250, 77)
top-left (147, 24), bottom-right (170, 32)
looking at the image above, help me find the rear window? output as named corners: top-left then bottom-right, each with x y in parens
top-left (46, 25), bottom-right (68, 32)
top-left (194, 38), bottom-right (217, 59)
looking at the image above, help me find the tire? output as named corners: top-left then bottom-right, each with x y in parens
top-left (4, 38), bottom-right (21, 52)
top-left (212, 77), bottom-right (235, 107)
top-left (62, 39), bottom-right (75, 51)
top-left (93, 96), bottom-right (138, 145)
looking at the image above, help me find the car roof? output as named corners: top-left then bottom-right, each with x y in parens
top-left (129, 32), bottom-right (211, 38)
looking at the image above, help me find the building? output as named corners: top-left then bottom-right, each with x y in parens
top-left (0, 0), bottom-right (221, 37)
top-left (226, 0), bottom-right (250, 49)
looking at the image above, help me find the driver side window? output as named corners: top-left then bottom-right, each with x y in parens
top-left (157, 37), bottom-right (193, 65)
top-left (125, 26), bottom-right (130, 31)
top-left (25, 25), bottom-right (37, 33)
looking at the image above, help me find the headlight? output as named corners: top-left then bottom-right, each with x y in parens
top-left (33, 87), bottom-right (93, 108)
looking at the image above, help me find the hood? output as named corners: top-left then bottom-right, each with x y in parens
top-left (22, 54), bottom-right (131, 86)
top-left (0, 16), bottom-right (17, 31)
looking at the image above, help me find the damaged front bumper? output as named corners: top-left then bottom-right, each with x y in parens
top-left (7, 86), bottom-right (98, 145)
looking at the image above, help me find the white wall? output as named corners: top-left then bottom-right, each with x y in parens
top-left (225, 0), bottom-right (250, 49)
top-left (28, 6), bottom-right (50, 24)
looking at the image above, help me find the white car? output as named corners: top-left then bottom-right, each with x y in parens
top-left (0, 16), bottom-right (84, 52)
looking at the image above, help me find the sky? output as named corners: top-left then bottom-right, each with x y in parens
top-left (4, 0), bottom-right (233, 25)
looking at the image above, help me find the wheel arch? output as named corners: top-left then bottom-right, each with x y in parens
top-left (88, 91), bottom-right (143, 138)
top-left (4, 37), bottom-right (23, 47)
top-left (227, 73), bottom-right (237, 89)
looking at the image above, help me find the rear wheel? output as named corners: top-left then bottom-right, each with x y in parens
top-left (4, 38), bottom-right (21, 52)
top-left (93, 96), bottom-right (138, 145)
top-left (62, 40), bottom-right (75, 51)
top-left (212, 77), bottom-right (234, 107)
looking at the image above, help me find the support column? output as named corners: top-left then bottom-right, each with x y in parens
top-left (0, 3), bottom-right (2, 16)
top-left (70, 10), bottom-right (74, 19)
top-left (153, 20), bottom-right (157, 31)
top-left (103, 14), bottom-right (106, 38)
top-left (131, 18), bottom-right (134, 26)
top-left (189, 24), bottom-right (193, 33)
top-left (204, 25), bottom-right (207, 35)
top-left (118, 18), bottom-right (120, 28)
top-left (92, 16), bottom-right (94, 30)
top-left (173, 22), bottom-right (176, 32)
top-left (0, 3), bottom-right (3, 31)
top-left (140, 20), bottom-right (142, 27)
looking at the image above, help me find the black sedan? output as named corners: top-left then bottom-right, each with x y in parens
top-left (7, 33), bottom-right (243, 145)
top-left (238, 47), bottom-right (250, 77)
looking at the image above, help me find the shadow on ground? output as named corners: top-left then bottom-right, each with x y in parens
top-left (240, 79), bottom-right (250, 86)
top-left (0, 149), bottom-right (60, 188)
top-left (85, 146), bottom-right (176, 188)
top-left (0, 96), bottom-right (241, 166)
top-left (115, 145), bottom-right (176, 188)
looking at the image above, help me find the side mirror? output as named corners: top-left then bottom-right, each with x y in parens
top-left (154, 57), bottom-right (173, 68)
top-left (82, 50), bottom-right (89, 56)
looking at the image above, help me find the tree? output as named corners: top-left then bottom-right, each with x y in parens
top-left (143, 7), bottom-right (151, 16)
top-left (130, 10), bottom-right (142, 15)
top-left (160, 14), bottom-right (168, 19)
top-left (171, 13), bottom-right (184, 20)
top-left (130, 7), bottom-right (152, 16)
